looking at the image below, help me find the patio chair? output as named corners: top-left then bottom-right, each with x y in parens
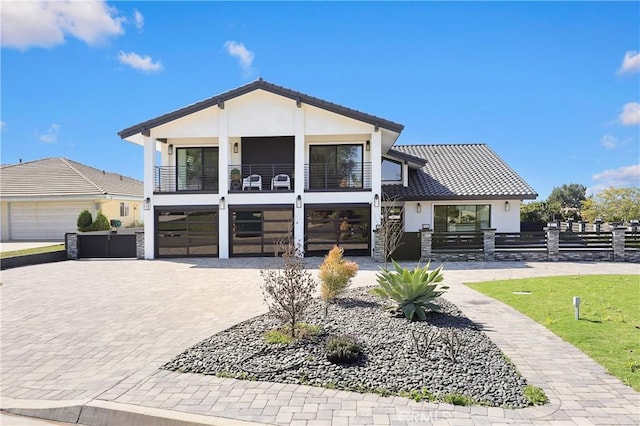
top-left (242, 174), bottom-right (262, 190)
top-left (271, 174), bottom-right (291, 190)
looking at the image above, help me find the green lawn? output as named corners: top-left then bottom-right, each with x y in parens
top-left (468, 275), bottom-right (640, 391)
top-left (0, 244), bottom-right (65, 259)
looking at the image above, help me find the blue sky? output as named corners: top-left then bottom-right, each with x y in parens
top-left (2, 1), bottom-right (639, 200)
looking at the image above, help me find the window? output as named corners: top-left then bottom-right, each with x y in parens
top-left (176, 147), bottom-right (218, 191)
top-left (434, 205), bottom-right (490, 232)
top-left (382, 158), bottom-right (402, 181)
top-left (120, 202), bottom-right (129, 217)
top-left (309, 144), bottom-right (363, 189)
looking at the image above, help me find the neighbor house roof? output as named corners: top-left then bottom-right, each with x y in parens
top-left (118, 78), bottom-right (404, 139)
top-left (0, 158), bottom-right (143, 198)
top-left (383, 144), bottom-right (537, 200)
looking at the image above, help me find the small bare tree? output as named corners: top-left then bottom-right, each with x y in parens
top-left (377, 194), bottom-right (405, 267)
top-left (260, 232), bottom-right (316, 338)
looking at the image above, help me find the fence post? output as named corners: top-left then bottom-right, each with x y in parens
top-left (483, 229), bottom-right (496, 261)
top-left (546, 224), bottom-right (560, 261)
top-left (65, 233), bottom-right (78, 260)
top-left (135, 231), bottom-right (145, 260)
top-left (578, 221), bottom-right (587, 232)
top-left (612, 226), bottom-right (626, 262)
top-left (373, 227), bottom-right (385, 263)
top-left (420, 226), bottom-right (433, 263)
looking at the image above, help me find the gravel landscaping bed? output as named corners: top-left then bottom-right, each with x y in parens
top-left (163, 287), bottom-right (532, 408)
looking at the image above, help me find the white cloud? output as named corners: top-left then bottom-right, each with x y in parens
top-left (39, 124), bottom-right (60, 143)
top-left (618, 51), bottom-right (640, 74)
top-left (224, 40), bottom-right (255, 77)
top-left (1, 0), bottom-right (125, 50)
top-left (118, 51), bottom-right (163, 73)
top-left (587, 164), bottom-right (640, 195)
top-left (133, 9), bottom-right (144, 32)
top-left (619, 102), bottom-right (640, 125)
top-left (600, 134), bottom-right (618, 150)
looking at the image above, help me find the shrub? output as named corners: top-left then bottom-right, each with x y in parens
top-left (372, 260), bottom-right (447, 321)
top-left (260, 234), bottom-right (316, 337)
top-left (77, 209), bottom-right (93, 232)
top-left (92, 211), bottom-right (111, 231)
top-left (264, 329), bottom-right (294, 345)
top-left (326, 334), bottom-right (361, 364)
top-left (319, 245), bottom-right (358, 307)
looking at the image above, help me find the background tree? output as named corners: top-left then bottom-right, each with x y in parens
top-left (581, 187), bottom-right (640, 223)
top-left (77, 209), bottom-right (93, 232)
top-left (520, 201), bottom-right (557, 223)
top-left (547, 183), bottom-right (587, 210)
top-left (92, 211), bottom-right (111, 231)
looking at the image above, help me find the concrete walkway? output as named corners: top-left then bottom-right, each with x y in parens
top-left (1, 259), bottom-right (638, 425)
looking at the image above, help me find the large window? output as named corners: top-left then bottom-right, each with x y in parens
top-left (382, 158), bottom-right (402, 182)
top-left (156, 209), bottom-right (218, 257)
top-left (305, 205), bottom-right (370, 256)
top-left (230, 207), bottom-right (293, 256)
top-left (309, 145), bottom-right (363, 189)
top-left (434, 205), bottom-right (490, 232)
top-left (177, 147), bottom-right (218, 191)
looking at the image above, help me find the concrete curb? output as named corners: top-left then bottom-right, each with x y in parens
top-left (1, 398), bottom-right (270, 426)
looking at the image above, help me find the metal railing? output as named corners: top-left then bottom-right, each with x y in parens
top-left (495, 232), bottom-right (547, 250)
top-left (304, 162), bottom-right (372, 191)
top-left (155, 166), bottom-right (219, 193)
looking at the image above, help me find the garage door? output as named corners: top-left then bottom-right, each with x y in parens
top-left (10, 202), bottom-right (91, 240)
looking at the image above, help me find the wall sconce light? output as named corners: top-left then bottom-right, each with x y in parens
top-left (373, 194), bottom-right (380, 207)
top-left (417, 202), bottom-right (422, 213)
top-left (504, 201), bottom-right (510, 212)
top-left (296, 195), bottom-right (302, 208)
top-left (233, 142), bottom-right (239, 154)
top-left (365, 140), bottom-right (370, 151)
top-left (168, 144), bottom-right (173, 155)
top-left (144, 197), bottom-right (150, 210)
top-left (422, 223), bottom-right (430, 231)
top-left (219, 196), bottom-right (226, 210)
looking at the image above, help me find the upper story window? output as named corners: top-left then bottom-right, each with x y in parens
top-left (382, 158), bottom-right (402, 182)
top-left (176, 147), bottom-right (218, 191)
top-left (309, 144), bottom-right (363, 189)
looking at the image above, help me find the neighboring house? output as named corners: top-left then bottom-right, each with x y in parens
top-left (118, 79), bottom-right (536, 260)
top-left (0, 158), bottom-right (143, 241)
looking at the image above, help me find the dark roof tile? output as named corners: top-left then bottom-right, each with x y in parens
top-left (383, 144), bottom-right (537, 200)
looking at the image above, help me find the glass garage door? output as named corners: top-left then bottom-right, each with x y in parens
top-left (230, 207), bottom-right (293, 257)
top-left (305, 205), bottom-right (371, 256)
top-left (156, 209), bottom-right (218, 257)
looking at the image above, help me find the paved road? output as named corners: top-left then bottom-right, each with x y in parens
top-left (1, 259), bottom-right (639, 425)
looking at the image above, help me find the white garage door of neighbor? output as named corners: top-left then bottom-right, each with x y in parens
top-left (10, 202), bottom-right (92, 240)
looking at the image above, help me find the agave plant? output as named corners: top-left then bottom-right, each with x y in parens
top-left (372, 260), bottom-right (448, 321)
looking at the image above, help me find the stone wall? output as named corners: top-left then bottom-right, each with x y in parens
top-left (136, 232), bottom-right (145, 260)
top-left (65, 233), bottom-right (78, 260)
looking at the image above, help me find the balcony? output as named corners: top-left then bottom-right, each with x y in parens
top-left (305, 162), bottom-right (371, 191)
top-left (154, 162), bottom-right (373, 193)
top-left (155, 166), bottom-right (218, 193)
top-left (228, 164), bottom-right (295, 192)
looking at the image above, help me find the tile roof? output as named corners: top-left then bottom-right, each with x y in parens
top-left (383, 144), bottom-right (537, 200)
top-left (0, 158), bottom-right (143, 198)
top-left (118, 78), bottom-right (404, 139)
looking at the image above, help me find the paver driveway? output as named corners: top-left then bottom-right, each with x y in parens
top-left (1, 259), bottom-right (639, 425)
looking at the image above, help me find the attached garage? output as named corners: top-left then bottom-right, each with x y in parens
top-left (156, 208), bottom-right (219, 257)
top-left (9, 202), bottom-right (91, 240)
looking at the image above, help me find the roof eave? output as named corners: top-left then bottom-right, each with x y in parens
top-left (117, 79), bottom-right (404, 139)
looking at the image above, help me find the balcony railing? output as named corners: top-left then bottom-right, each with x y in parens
top-left (304, 162), bottom-right (371, 191)
top-left (228, 164), bottom-right (295, 192)
top-left (155, 166), bottom-right (218, 193)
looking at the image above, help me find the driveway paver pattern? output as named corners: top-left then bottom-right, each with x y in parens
top-left (1, 259), bottom-right (639, 425)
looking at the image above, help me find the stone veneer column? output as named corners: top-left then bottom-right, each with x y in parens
top-left (612, 226), bottom-right (626, 262)
top-left (65, 233), bottom-right (78, 260)
top-left (136, 231), bottom-right (145, 260)
top-left (483, 229), bottom-right (496, 261)
top-left (373, 227), bottom-right (385, 263)
top-left (546, 225), bottom-right (560, 261)
top-left (420, 227), bottom-right (433, 262)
